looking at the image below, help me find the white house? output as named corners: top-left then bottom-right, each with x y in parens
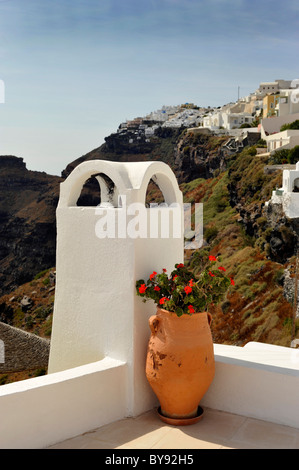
top-left (275, 89), bottom-right (299, 117)
top-left (267, 161), bottom-right (299, 219)
top-left (202, 101), bottom-right (255, 131)
top-left (265, 129), bottom-right (299, 154)
top-left (202, 110), bottom-right (221, 130)
top-left (221, 111), bottom-right (254, 130)
top-left (145, 125), bottom-right (158, 136)
top-left (282, 161), bottom-right (299, 193)
top-left (259, 81), bottom-right (281, 94)
top-left (243, 93), bottom-right (263, 115)
top-left (259, 79), bottom-right (292, 94)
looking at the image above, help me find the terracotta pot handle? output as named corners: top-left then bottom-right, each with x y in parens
top-left (149, 315), bottom-right (160, 335)
top-left (207, 312), bottom-right (212, 325)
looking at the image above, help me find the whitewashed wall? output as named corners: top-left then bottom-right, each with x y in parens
top-left (48, 160), bottom-right (184, 417)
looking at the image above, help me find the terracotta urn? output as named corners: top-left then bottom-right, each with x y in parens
top-left (146, 308), bottom-right (215, 423)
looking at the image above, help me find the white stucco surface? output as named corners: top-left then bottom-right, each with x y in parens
top-left (215, 342), bottom-right (299, 373)
top-left (48, 160), bottom-right (184, 417)
top-left (282, 162), bottom-right (299, 193)
top-left (201, 342), bottom-right (299, 428)
top-left (0, 357), bottom-right (127, 449)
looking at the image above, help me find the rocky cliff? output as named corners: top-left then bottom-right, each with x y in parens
top-left (0, 156), bottom-right (61, 296)
top-left (62, 127), bottom-right (229, 184)
top-left (62, 127), bottom-right (182, 178)
top-left (227, 149), bottom-right (298, 263)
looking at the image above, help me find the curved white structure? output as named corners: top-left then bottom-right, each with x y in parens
top-left (48, 160), bottom-right (184, 417)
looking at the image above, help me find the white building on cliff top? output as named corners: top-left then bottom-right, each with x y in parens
top-left (268, 161), bottom-right (299, 219)
top-left (265, 130), bottom-right (299, 154)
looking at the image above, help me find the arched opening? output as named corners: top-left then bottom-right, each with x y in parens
top-left (145, 178), bottom-right (166, 207)
top-left (76, 175), bottom-right (101, 206)
top-left (293, 177), bottom-right (299, 193)
top-left (76, 173), bottom-right (119, 207)
top-left (143, 172), bottom-right (182, 241)
top-left (143, 170), bottom-right (181, 207)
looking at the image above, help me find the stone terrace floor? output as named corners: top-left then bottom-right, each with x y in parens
top-left (48, 407), bottom-right (299, 449)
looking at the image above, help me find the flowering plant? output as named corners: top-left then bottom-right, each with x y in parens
top-left (136, 255), bottom-right (234, 317)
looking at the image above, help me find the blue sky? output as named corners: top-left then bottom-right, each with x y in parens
top-left (0, 0), bottom-right (298, 175)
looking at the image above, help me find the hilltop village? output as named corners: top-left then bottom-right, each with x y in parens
top-left (113, 79), bottom-right (299, 224)
top-left (116, 79), bottom-right (299, 156)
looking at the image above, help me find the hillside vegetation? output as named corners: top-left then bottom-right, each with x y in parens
top-left (182, 147), bottom-right (297, 346)
top-left (0, 268), bottom-right (55, 384)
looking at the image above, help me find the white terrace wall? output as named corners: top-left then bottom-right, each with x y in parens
top-left (48, 160), bottom-right (184, 417)
top-left (0, 358), bottom-right (128, 449)
top-left (0, 342), bottom-right (298, 448)
top-left (202, 342), bottom-right (299, 429)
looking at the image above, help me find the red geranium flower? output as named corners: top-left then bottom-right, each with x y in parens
top-left (184, 285), bottom-right (192, 295)
top-left (136, 260), bottom-right (233, 317)
top-left (139, 284), bottom-right (147, 294)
